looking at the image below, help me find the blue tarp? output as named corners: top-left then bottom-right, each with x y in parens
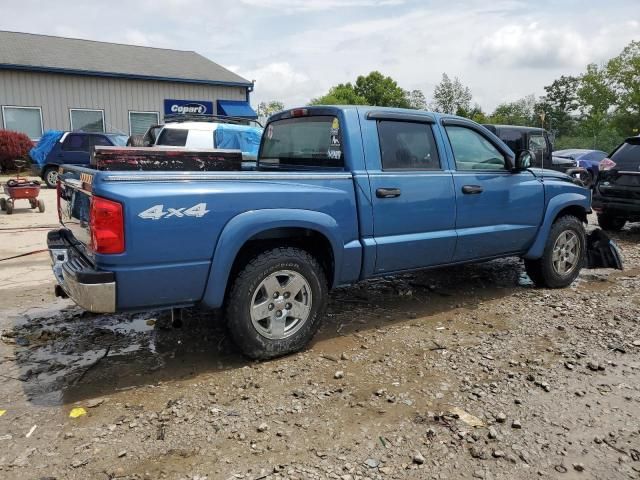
top-left (29, 130), bottom-right (63, 165)
top-left (215, 124), bottom-right (263, 158)
top-left (217, 100), bottom-right (258, 119)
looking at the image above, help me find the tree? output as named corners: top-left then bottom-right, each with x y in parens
top-left (607, 40), bottom-right (640, 135)
top-left (405, 89), bottom-right (427, 110)
top-left (256, 100), bottom-right (285, 118)
top-left (489, 94), bottom-right (539, 126)
top-left (310, 71), bottom-right (410, 108)
top-left (459, 103), bottom-right (488, 123)
top-left (538, 75), bottom-right (580, 136)
top-left (309, 83), bottom-right (367, 105)
top-left (431, 73), bottom-right (472, 115)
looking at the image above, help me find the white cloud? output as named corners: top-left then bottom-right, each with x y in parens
top-left (239, 0), bottom-right (404, 12)
top-left (240, 62), bottom-right (313, 106)
top-left (473, 23), bottom-right (590, 68)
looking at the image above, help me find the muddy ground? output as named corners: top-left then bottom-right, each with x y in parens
top-left (0, 188), bottom-right (639, 480)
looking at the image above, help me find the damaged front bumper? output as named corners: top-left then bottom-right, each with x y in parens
top-left (586, 229), bottom-right (624, 270)
top-left (48, 229), bottom-right (116, 313)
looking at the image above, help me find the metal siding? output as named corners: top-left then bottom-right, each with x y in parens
top-left (0, 70), bottom-right (247, 134)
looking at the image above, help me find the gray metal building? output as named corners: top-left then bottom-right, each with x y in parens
top-left (0, 31), bottom-right (257, 140)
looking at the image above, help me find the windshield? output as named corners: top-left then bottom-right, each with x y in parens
top-left (107, 134), bottom-right (129, 146)
top-left (259, 116), bottom-right (343, 169)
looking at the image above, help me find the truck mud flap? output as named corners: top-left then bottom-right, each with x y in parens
top-left (585, 229), bottom-right (623, 270)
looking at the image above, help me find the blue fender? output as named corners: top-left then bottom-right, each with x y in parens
top-left (523, 192), bottom-right (590, 259)
top-left (201, 209), bottom-right (345, 309)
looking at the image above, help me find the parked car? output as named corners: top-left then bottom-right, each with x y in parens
top-left (592, 136), bottom-right (640, 231)
top-left (553, 149), bottom-right (608, 185)
top-left (30, 131), bottom-right (128, 188)
top-left (129, 114), bottom-right (263, 166)
top-left (48, 106), bottom-right (621, 359)
top-left (482, 125), bottom-right (555, 169)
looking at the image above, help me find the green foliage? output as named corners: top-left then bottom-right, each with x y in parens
top-left (488, 95), bottom-right (540, 126)
top-left (405, 89), bottom-right (427, 110)
top-left (256, 100), bottom-right (285, 119)
top-left (606, 40), bottom-right (640, 136)
top-left (310, 71), bottom-right (409, 107)
top-left (431, 73), bottom-right (472, 115)
top-left (538, 75), bottom-right (580, 136)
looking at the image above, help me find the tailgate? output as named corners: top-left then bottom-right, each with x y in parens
top-left (58, 166), bottom-right (94, 248)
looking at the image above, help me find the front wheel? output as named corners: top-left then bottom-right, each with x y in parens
top-left (524, 215), bottom-right (585, 288)
top-left (226, 247), bottom-right (328, 360)
top-left (43, 167), bottom-right (59, 189)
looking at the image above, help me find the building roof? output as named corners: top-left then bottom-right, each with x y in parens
top-left (0, 30), bottom-right (252, 87)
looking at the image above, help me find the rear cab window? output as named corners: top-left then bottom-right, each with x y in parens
top-left (259, 115), bottom-right (343, 169)
top-left (62, 134), bottom-right (90, 151)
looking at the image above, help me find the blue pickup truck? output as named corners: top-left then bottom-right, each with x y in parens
top-left (48, 106), bottom-right (622, 359)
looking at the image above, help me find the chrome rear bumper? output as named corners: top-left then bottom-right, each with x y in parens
top-left (48, 230), bottom-right (116, 313)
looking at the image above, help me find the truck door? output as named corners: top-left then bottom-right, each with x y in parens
top-left (367, 117), bottom-right (457, 273)
top-left (443, 122), bottom-right (544, 262)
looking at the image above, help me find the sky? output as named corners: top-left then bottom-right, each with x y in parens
top-left (0, 0), bottom-right (638, 111)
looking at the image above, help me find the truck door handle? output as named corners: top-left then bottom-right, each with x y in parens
top-left (462, 185), bottom-right (483, 194)
top-left (376, 187), bottom-right (401, 198)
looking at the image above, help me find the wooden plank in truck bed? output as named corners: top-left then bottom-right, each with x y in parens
top-left (91, 146), bottom-right (243, 171)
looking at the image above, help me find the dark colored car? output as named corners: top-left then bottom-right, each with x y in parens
top-left (553, 149), bottom-right (608, 184)
top-left (593, 137), bottom-right (640, 231)
top-left (483, 125), bottom-right (556, 170)
top-left (32, 132), bottom-right (128, 187)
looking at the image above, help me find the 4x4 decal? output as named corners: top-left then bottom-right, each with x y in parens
top-left (138, 203), bottom-right (209, 220)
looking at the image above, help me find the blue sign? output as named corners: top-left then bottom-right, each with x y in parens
top-left (164, 99), bottom-right (214, 115)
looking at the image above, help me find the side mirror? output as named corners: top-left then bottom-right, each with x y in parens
top-left (515, 150), bottom-right (533, 170)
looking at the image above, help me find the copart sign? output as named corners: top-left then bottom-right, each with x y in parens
top-left (164, 99), bottom-right (214, 115)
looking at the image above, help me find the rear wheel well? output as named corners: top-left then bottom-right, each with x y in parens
top-left (227, 228), bottom-right (335, 297)
top-left (554, 205), bottom-right (588, 224)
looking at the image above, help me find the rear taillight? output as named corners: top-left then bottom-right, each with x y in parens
top-left (599, 158), bottom-right (616, 171)
top-left (89, 196), bottom-right (124, 254)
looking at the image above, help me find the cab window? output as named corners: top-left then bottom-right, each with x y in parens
top-left (445, 126), bottom-right (506, 171)
top-left (377, 121), bottom-right (440, 170)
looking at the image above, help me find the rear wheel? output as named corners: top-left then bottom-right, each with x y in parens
top-left (525, 215), bottom-right (585, 288)
top-left (0, 198), bottom-right (6, 211)
top-left (38, 199), bottom-right (45, 213)
top-left (226, 247), bottom-right (328, 360)
top-left (597, 213), bottom-right (626, 232)
top-left (5, 200), bottom-right (13, 215)
top-left (43, 167), bottom-right (59, 189)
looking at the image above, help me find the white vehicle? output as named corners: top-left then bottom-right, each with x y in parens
top-left (130, 115), bottom-right (263, 161)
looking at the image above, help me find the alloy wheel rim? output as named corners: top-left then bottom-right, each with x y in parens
top-left (552, 230), bottom-right (580, 276)
top-left (47, 170), bottom-right (58, 186)
top-left (250, 270), bottom-right (312, 340)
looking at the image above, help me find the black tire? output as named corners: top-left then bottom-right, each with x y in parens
top-left (226, 247), bottom-right (328, 360)
top-left (597, 213), bottom-right (626, 232)
top-left (524, 215), bottom-right (585, 289)
top-left (5, 200), bottom-right (13, 215)
top-left (38, 199), bottom-right (45, 213)
top-left (43, 167), bottom-right (59, 189)
top-left (0, 198), bottom-right (6, 211)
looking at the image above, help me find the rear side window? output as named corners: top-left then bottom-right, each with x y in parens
top-left (62, 134), bottom-right (89, 151)
top-left (260, 116), bottom-right (343, 168)
top-left (610, 140), bottom-right (640, 170)
top-left (377, 121), bottom-right (440, 170)
top-left (91, 135), bottom-right (112, 147)
top-left (157, 128), bottom-right (188, 147)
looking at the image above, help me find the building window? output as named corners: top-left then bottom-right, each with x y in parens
top-left (129, 111), bottom-right (159, 136)
top-left (1, 106), bottom-right (43, 140)
top-left (70, 108), bottom-right (105, 133)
